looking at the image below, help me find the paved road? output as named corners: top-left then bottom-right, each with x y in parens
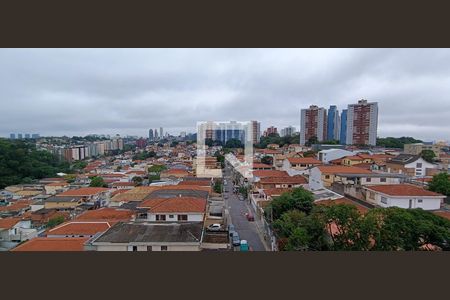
top-left (223, 165), bottom-right (267, 251)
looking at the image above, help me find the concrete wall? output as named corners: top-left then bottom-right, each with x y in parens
top-left (147, 213), bottom-right (204, 222)
top-left (373, 193), bottom-right (442, 210)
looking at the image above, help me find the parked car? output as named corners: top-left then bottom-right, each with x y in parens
top-left (246, 213), bottom-right (254, 221)
top-left (231, 232), bottom-right (241, 246)
top-left (228, 224), bottom-right (235, 234)
top-left (240, 240), bottom-right (249, 251)
top-left (207, 223), bottom-right (222, 231)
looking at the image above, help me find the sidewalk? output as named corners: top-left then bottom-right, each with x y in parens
top-left (245, 199), bottom-right (271, 251)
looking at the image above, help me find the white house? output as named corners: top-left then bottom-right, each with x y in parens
top-left (87, 222), bottom-right (203, 251)
top-left (282, 157), bottom-right (322, 176)
top-left (365, 184), bottom-right (445, 210)
top-left (0, 218), bottom-right (37, 242)
top-left (317, 149), bottom-right (354, 164)
top-left (136, 197), bottom-right (207, 222)
top-left (386, 154), bottom-right (438, 178)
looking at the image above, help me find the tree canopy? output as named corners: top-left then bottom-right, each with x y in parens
top-left (266, 188), bottom-right (450, 251)
top-left (89, 176), bottom-right (108, 187)
top-left (420, 149), bottom-right (436, 163)
top-left (376, 137), bottom-right (422, 148)
top-left (0, 139), bottom-right (70, 189)
top-left (428, 172), bottom-right (450, 196)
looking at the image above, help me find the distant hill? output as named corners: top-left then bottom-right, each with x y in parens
top-left (0, 139), bottom-right (70, 189)
top-left (376, 137), bottom-right (423, 148)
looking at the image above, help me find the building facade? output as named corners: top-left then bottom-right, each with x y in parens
top-left (346, 99), bottom-right (378, 146)
top-left (300, 105), bottom-right (327, 145)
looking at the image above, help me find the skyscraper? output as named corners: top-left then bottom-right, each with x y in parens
top-left (160, 127), bottom-right (163, 139)
top-left (281, 126), bottom-right (296, 137)
top-left (17, 134), bottom-right (23, 139)
top-left (154, 128), bottom-right (158, 140)
top-left (25, 134), bottom-right (31, 139)
top-left (148, 129), bottom-right (154, 141)
top-left (340, 109), bottom-right (347, 145)
top-left (9, 133), bottom-right (15, 139)
top-left (251, 121), bottom-right (261, 144)
top-left (31, 134), bottom-right (40, 139)
top-left (264, 126), bottom-right (277, 137)
top-left (300, 105), bottom-right (327, 145)
top-left (326, 105), bottom-right (341, 141)
top-left (346, 99), bottom-right (378, 146)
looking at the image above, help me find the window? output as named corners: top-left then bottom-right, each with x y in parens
top-left (366, 178), bottom-right (371, 182)
top-left (381, 196), bottom-right (388, 204)
top-left (169, 215), bottom-right (174, 218)
top-left (156, 215), bottom-right (166, 221)
top-left (380, 178), bottom-right (387, 183)
top-left (147, 246), bottom-right (153, 251)
top-left (325, 175), bottom-right (330, 179)
top-left (416, 163), bottom-right (422, 168)
top-left (178, 215), bottom-right (188, 221)
top-left (418, 199), bottom-right (423, 203)
top-left (161, 246), bottom-right (168, 251)
top-left (132, 246), bottom-right (138, 252)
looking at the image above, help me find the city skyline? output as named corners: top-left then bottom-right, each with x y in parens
top-left (1, 49), bottom-right (450, 140)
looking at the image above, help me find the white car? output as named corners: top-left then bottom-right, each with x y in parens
top-left (207, 223), bottom-right (222, 231)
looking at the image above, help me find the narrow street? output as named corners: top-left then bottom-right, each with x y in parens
top-left (223, 164), bottom-right (267, 251)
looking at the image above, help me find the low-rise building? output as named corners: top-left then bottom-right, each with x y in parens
top-left (136, 197), bottom-right (207, 222)
top-left (386, 154), bottom-right (438, 177)
top-left (365, 184), bottom-right (445, 210)
top-left (87, 222), bottom-right (203, 251)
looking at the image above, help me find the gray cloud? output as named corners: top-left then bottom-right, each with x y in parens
top-left (0, 48), bottom-right (449, 141)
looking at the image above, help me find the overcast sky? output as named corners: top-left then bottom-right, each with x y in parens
top-left (1, 48), bottom-right (449, 141)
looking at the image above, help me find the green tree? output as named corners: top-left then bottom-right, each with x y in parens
top-left (261, 156), bottom-right (273, 165)
top-left (428, 172), bottom-right (450, 196)
top-left (213, 180), bottom-right (222, 193)
top-left (266, 187), bottom-right (315, 220)
top-left (89, 176), bottom-right (107, 187)
top-left (306, 136), bottom-right (318, 146)
top-left (225, 139), bottom-right (243, 149)
top-left (132, 176), bottom-right (143, 186)
top-left (421, 149), bottom-right (436, 163)
top-left (46, 215), bottom-right (65, 228)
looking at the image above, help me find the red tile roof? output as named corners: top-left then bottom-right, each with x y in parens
top-left (0, 200), bottom-right (34, 212)
top-left (111, 182), bottom-right (135, 187)
top-left (433, 211), bottom-right (450, 220)
top-left (317, 165), bottom-right (373, 174)
top-left (263, 188), bottom-right (293, 197)
top-left (46, 182), bottom-right (68, 187)
top-left (259, 176), bottom-right (307, 184)
top-left (366, 184), bottom-right (444, 197)
top-left (75, 208), bottom-right (134, 223)
top-left (0, 217), bottom-right (22, 229)
top-left (11, 237), bottom-right (88, 251)
top-left (56, 187), bottom-right (109, 197)
top-left (316, 197), bottom-right (369, 214)
top-left (253, 170), bottom-right (290, 178)
top-left (179, 180), bottom-right (211, 186)
top-left (252, 163), bottom-right (274, 169)
top-left (47, 221), bottom-right (111, 235)
top-left (138, 197), bottom-right (207, 213)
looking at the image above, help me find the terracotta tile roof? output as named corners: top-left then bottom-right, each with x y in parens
top-left (162, 169), bottom-right (190, 175)
top-left (0, 217), bottom-right (22, 229)
top-left (125, 170), bottom-right (146, 175)
top-left (11, 237), bottom-right (88, 251)
top-left (263, 188), bottom-right (293, 197)
top-left (433, 211), bottom-right (450, 220)
top-left (75, 208), bottom-right (134, 222)
top-left (287, 157), bottom-right (322, 165)
top-left (317, 165), bottom-right (373, 174)
top-left (179, 180), bottom-right (211, 186)
top-left (0, 199), bottom-right (34, 212)
top-left (316, 197), bottom-right (369, 214)
top-left (259, 176), bottom-right (307, 184)
top-left (138, 197), bottom-right (207, 213)
top-left (111, 182), bottom-right (135, 187)
top-left (253, 170), bottom-right (290, 178)
top-left (47, 221), bottom-right (111, 236)
top-left (252, 163), bottom-right (273, 169)
top-left (111, 189), bottom-right (129, 197)
top-left (56, 187), bottom-right (109, 197)
top-left (46, 182), bottom-right (68, 187)
top-left (343, 155), bottom-right (365, 160)
top-left (366, 184), bottom-right (444, 197)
